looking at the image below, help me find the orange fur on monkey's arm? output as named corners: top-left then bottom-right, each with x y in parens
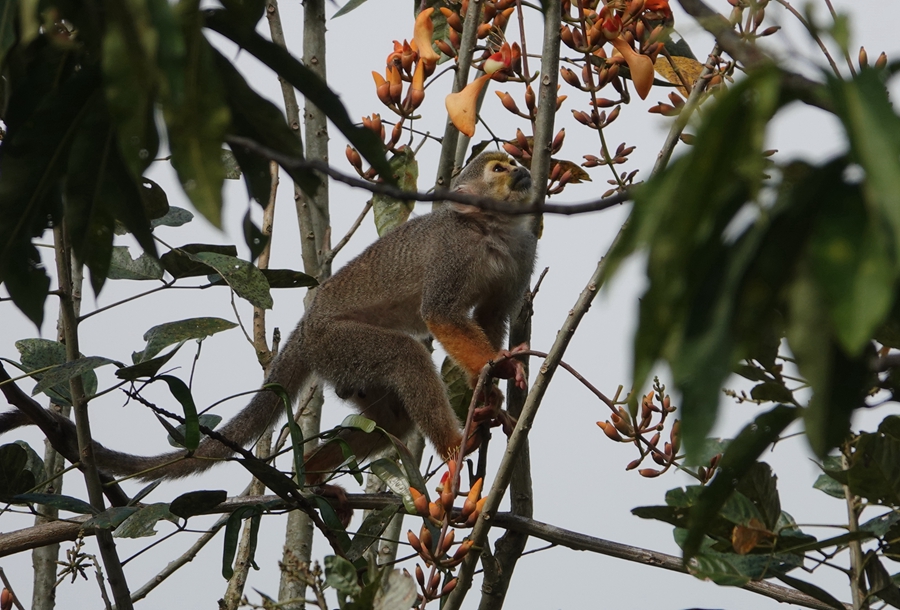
top-left (427, 321), bottom-right (497, 381)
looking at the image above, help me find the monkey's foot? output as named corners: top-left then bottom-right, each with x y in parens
top-left (473, 405), bottom-right (517, 438)
top-left (316, 484), bottom-right (353, 528)
top-left (490, 342), bottom-right (530, 390)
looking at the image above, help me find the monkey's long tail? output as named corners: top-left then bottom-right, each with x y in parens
top-left (0, 349), bottom-right (312, 482)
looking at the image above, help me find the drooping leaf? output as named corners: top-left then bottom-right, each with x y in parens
top-left (170, 489), bottom-right (228, 519)
top-left (84, 506), bottom-right (140, 531)
top-left (15, 338), bottom-right (99, 405)
top-left (189, 252), bottom-right (273, 309)
top-left (836, 429), bottom-right (900, 505)
top-left (324, 555), bottom-right (362, 597)
top-left (108, 246), bottom-right (165, 281)
top-left (346, 504), bottom-right (400, 562)
top-left (373, 148), bottom-right (418, 237)
top-left (13, 493), bottom-right (98, 515)
top-left (222, 505), bottom-right (264, 579)
top-left (166, 414), bottom-right (222, 448)
top-left (159, 243), bottom-right (238, 278)
top-left (242, 211), bottom-right (269, 262)
top-left (158, 376), bottom-right (199, 451)
top-left (151, 206), bottom-right (194, 229)
top-left (164, 7), bottom-right (230, 226)
top-left (203, 10), bottom-right (391, 181)
top-left (373, 569), bottom-right (417, 610)
top-left (260, 269), bottom-right (318, 289)
top-left (32, 357), bottom-right (120, 397)
top-left (683, 405), bottom-right (799, 561)
top-left (136, 317), bottom-right (237, 362)
top-left (369, 458), bottom-right (415, 514)
top-left (116, 343), bottom-right (184, 380)
top-left (0, 442), bottom-right (43, 499)
top-left (114, 503), bottom-right (177, 538)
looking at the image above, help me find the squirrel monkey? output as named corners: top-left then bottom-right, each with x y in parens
top-left (0, 152), bottom-right (537, 485)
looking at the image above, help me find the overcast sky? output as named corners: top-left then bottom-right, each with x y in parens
top-left (2, 1), bottom-right (899, 608)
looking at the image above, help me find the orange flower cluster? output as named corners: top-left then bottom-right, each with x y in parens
top-left (559, 0), bottom-right (672, 100)
top-left (371, 8), bottom-right (441, 117)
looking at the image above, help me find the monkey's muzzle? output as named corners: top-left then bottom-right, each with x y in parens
top-left (510, 167), bottom-right (532, 192)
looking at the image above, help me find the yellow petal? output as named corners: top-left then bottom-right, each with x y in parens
top-left (611, 37), bottom-right (654, 99)
top-left (445, 74), bottom-right (491, 137)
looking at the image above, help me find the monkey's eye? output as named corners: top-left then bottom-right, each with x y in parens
top-left (492, 164), bottom-right (507, 173)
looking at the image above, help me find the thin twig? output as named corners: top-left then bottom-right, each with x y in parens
top-left (323, 201), bottom-right (373, 266)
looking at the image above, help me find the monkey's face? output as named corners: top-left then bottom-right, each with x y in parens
top-left (480, 154), bottom-right (532, 203)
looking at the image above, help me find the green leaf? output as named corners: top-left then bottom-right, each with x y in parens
top-left (829, 70), bottom-right (900, 268)
top-left (773, 572), bottom-right (846, 610)
top-left (332, 0), bottom-right (370, 18)
top-left (167, 414), bottom-right (222, 448)
top-left (151, 206), bottom-right (194, 229)
top-left (237, 458), bottom-right (301, 501)
top-left (170, 489), bottom-right (228, 519)
top-left (735, 462), bottom-right (781, 530)
top-left (160, 243), bottom-right (238, 278)
top-left (222, 149), bottom-right (242, 179)
top-left (189, 252), bottom-right (273, 309)
top-left (242, 211), bottom-right (269, 263)
top-left (324, 555), bottom-right (361, 597)
top-left (32, 357), bottom-right (119, 397)
top-left (15, 338), bottom-right (99, 405)
top-left (116, 343), bottom-right (184, 381)
top-left (114, 503), bottom-right (177, 538)
top-left (137, 317), bottom-right (237, 362)
top-left (347, 504), bottom-right (400, 562)
top-left (0, 62), bottom-right (101, 327)
top-left (158, 376), bottom-right (199, 451)
top-left (210, 48), bottom-right (320, 200)
top-left (749, 381), bottom-right (793, 404)
top-left (203, 9), bottom-right (391, 181)
top-left (13, 493), bottom-right (98, 515)
top-left (102, 0), bottom-right (163, 178)
top-left (683, 405), bottom-right (799, 561)
top-left (839, 430), bottom-right (900, 505)
top-left (0, 0), bottom-right (17, 67)
top-left (442, 357), bottom-right (474, 423)
top-left (341, 414), bottom-right (377, 434)
top-left (734, 364), bottom-right (771, 383)
top-left (263, 382), bottom-right (304, 484)
top-left (108, 246), bottom-right (165, 281)
top-left (373, 148), bottom-right (418, 237)
top-left (807, 169), bottom-right (895, 354)
top-left (260, 269), bottom-right (318, 289)
top-left (369, 458), bottom-right (415, 515)
top-left (0, 442), bottom-right (44, 499)
top-left (222, 505), bottom-right (264, 579)
top-left (84, 506), bottom-right (140, 531)
top-left (164, 7), bottom-right (230, 226)
top-left (130, 480), bottom-right (163, 505)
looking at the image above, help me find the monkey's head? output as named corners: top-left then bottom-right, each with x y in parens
top-left (451, 152), bottom-right (532, 205)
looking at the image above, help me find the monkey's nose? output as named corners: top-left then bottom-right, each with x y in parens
top-left (510, 168), bottom-right (531, 191)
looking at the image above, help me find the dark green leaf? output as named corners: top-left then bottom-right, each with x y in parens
top-left (0, 443), bottom-right (37, 499)
top-left (167, 414), bottom-right (222, 448)
top-left (261, 269), bottom-right (318, 289)
top-left (773, 572), bottom-right (846, 610)
top-left (312, 495), bottom-right (352, 552)
top-left (13, 493), bottom-right (98, 514)
top-left (631, 504), bottom-right (690, 529)
top-left (735, 462), bottom-right (781, 530)
top-left (243, 211), bottom-right (269, 263)
top-left (114, 503), bottom-right (177, 538)
top-left (265, 383), bottom-right (305, 484)
top-left (170, 489), bottom-right (228, 519)
top-left (164, 9), bottom-right (230, 226)
top-left (442, 357), bottom-right (475, 423)
top-left (332, 0), bottom-right (370, 18)
top-left (203, 10), bottom-right (391, 181)
top-left (160, 243), bottom-right (238, 278)
top-left (684, 405), bottom-right (799, 561)
top-left (840, 431), bottom-right (900, 505)
top-left (222, 505), bottom-right (265, 579)
top-left (0, 0), bottom-right (17, 66)
top-left (734, 364), bottom-right (771, 383)
top-left (107, 246), bottom-right (165, 281)
top-left (130, 480), bottom-right (163, 505)
top-left (116, 344), bottom-right (184, 380)
top-left (749, 382), bottom-right (793, 404)
top-left (188, 252), bottom-right (272, 309)
top-left (346, 504), bottom-right (400, 562)
top-left (33, 357), bottom-right (119, 397)
top-left (211, 48), bottom-right (320, 200)
top-left (238, 458), bottom-right (300, 501)
top-left (151, 206), bottom-right (194, 229)
top-left (158, 375), bottom-right (199, 451)
top-left (137, 317), bottom-right (237, 362)
top-left (0, 61), bottom-right (101, 327)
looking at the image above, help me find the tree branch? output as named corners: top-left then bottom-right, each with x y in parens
top-left (224, 135), bottom-right (631, 215)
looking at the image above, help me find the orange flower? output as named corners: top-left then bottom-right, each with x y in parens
top-left (413, 8), bottom-right (441, 66)
top-left (445, 73), bottom-right (491, 137)
top-left (600, 15), bottom-right (653, 99)
top-left (483, 41), bottom-right (513, 75)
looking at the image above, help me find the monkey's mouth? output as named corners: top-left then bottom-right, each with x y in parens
top-left (510, 169), bottom-right (532, 192)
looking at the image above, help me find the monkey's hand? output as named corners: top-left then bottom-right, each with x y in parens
top-left (316, 484), bottom-right (353, 528)
top-left (472, 385), bottom-right (517, 437)
top-left (489, 342), bottom-right (530, 390)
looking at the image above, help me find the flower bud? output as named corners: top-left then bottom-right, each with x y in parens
top-left (597, 420), bottom-right (622, 441)
top-left (408, 529), bottom-right (423, 553)
top-left (345, 146), bottom-right (363, 172)
top-left (551, 128), bottom-right (565, 154)
top-left (440, 7), bottom-right (463, 32)
top-left (496, 91), bottom-right (520, 114)
top-left (639, 468), bottom-right (661, 478)
top-left (875, 52), bottom-right (888, 69)
top-left (561, 67), bottom-right (581, 88)
top-left (440, 528), bottom-right (456, 554)
top-left (441, 577), bottom-right (459, 597)
top-left (525, 86), bottom-right (536, 112)
top-left (859, 46), bottom-right (868, 69)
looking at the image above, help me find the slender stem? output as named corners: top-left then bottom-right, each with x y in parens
top-left (53, 224), bottom-right (133, 609)
top-left (842, 450), bottom-right (867, 610)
